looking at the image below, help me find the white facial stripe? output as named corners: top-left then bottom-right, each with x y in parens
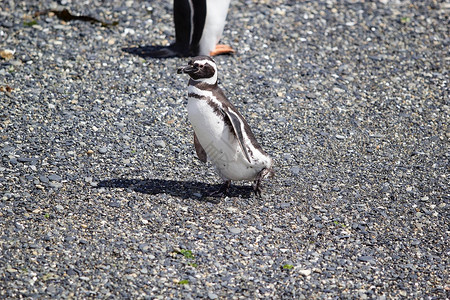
top-left (195, 59), bottom-right (216, 68)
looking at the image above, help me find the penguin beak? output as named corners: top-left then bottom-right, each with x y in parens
top-left (177, 65), bottom-right (197, 75)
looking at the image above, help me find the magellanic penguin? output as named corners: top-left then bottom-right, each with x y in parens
top-left (177, 56), bottom-right (273, 197)
top-left (148, 0), bottom-right (235, 58)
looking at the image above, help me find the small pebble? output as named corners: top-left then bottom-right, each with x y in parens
top-left (358, 256), bottom-right (374, 263)
top-left (98, 147), bottom-right (108, 154)
top-left (48, 174), bottom-right (62, 181)
top-left (155, 140), bottom-right (166, 148)
top-left (298, 269), bottom-right (312, 276)
top-left (290, 166), bottom-right (300, 175)
top-left (228, 227), bottom-right (241, 234)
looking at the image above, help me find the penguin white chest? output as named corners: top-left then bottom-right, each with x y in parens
top-left (187, 97), bottom-right (226, 145)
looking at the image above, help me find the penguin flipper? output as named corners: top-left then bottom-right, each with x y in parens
top-left (194, 132), bottom-right (207, 163)
top-left (224, 109), bottom-right (252, 164)
top-left (210, 44), bottom-right (235, 56)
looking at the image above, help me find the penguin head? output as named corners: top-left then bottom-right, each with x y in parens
top-left (177, 56), bottom-right (217, 85)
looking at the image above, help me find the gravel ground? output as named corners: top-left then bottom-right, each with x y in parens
top-left (1, 0), bottom-right (448, 298)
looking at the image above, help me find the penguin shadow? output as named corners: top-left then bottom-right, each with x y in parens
top-left (121, 45), bottom-right (179, 59)
top-left (96, 178), bottom-right (253, 202)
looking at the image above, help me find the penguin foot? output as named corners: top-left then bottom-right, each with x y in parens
top-left (208, 180), bottom-right (231, 197)
top-left (209, 44), bottom-right (235, 56)
top-left (252, 168), bottom-right (274, 198)
top-left (253, 179), bottom-right (263, 198)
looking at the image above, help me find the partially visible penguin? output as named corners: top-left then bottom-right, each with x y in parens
top-left (148, 0), bottom-right (234, 58)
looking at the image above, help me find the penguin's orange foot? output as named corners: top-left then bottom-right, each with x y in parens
top-left (209, 44), bottom-right (235, 56)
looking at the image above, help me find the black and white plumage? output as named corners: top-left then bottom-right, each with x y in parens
top-left (177, 56), bottom-right (273, 196)
top-left (144, 0), bottom-right (234, 58)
